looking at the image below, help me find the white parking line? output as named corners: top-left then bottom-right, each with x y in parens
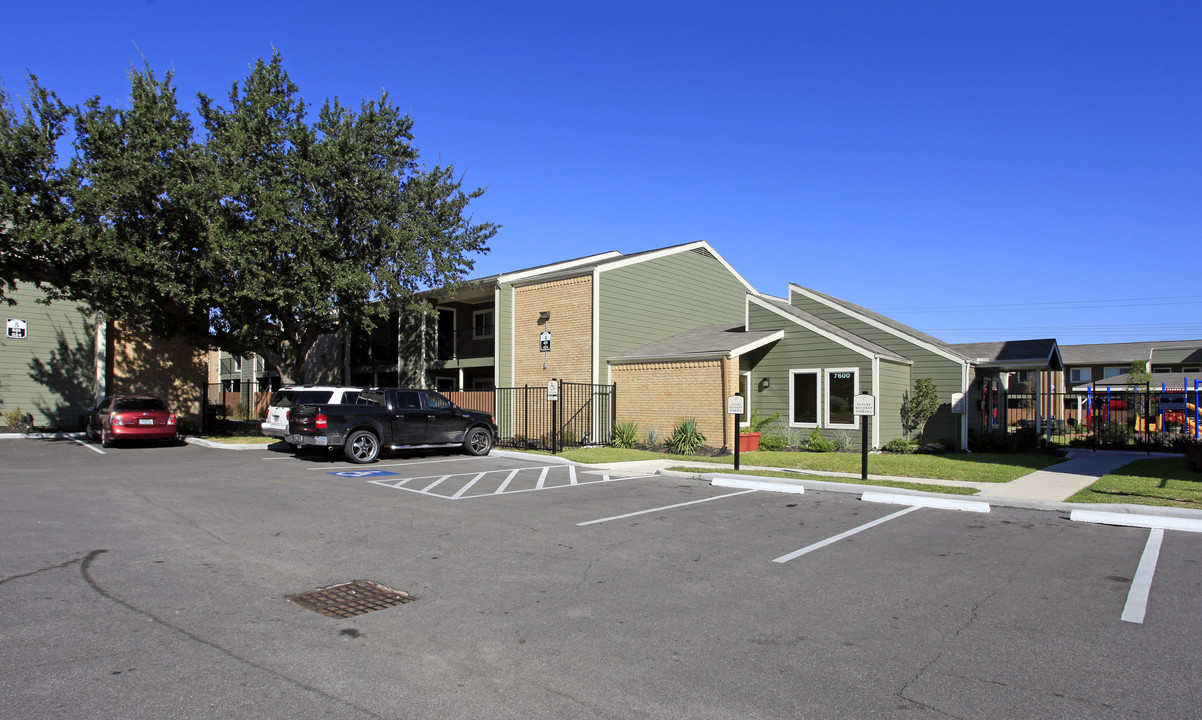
top-left (73, 439), bottom-right (105, 454)
top-left (1122, 528), bottom-right (1164, 624)
top-left (367, 466), bottom-right (655, 499)
top-left (577, 490), bottom-right (757, 526)
top-left (773, 506), bottom-right (920, 563)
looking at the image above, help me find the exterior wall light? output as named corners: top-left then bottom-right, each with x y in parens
top-left (760, 377), bottom-right (770, 390)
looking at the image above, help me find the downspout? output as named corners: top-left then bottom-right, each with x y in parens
top-left (871, 355), bottom-right (880, 451)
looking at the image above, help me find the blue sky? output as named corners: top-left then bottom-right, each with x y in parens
top-left (4, 1), bottom-right (1199, 345)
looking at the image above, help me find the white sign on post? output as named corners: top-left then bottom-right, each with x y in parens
top-left (853, 394), bottom-right (876, 417)
top-left (727, 394), bottom-right (745, 415)
top-left (547, 379), bottom-right (559, 401)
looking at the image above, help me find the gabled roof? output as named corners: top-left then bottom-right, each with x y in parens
top-left (426, 241), bottom-right (756, 303)
top-left (750, 294), bottom-right (911, 363)
top-left (609, 323), bottom-right (783, 364)
top-left (787, 284), bottom-right (971, 364)
top-left (949, 339), bottom-right (1063, 370)
top-left (1059, 340), bottom-right (1202, 365)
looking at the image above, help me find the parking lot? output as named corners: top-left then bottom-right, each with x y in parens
top-left (2, 438), bottom-right (1200, 719)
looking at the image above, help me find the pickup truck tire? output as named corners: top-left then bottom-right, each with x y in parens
top-left (344, 430), bottom-right (380, 463)
top-left (463, 426), bottom-right (493, 456)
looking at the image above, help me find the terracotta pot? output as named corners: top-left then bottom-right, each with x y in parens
top-left (738, 432), bottom-right (761, 452)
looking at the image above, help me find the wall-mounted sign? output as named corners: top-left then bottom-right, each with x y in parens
top-left (539, 330), bottom-right (551, 352)
top-left (6, 319), bottom-right (27, 339)
top-left (951, 392), bottom-right (966, 414)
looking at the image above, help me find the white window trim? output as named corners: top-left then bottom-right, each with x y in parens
top-left (1069, 367), bottom-right (1091, 383)
top-left (789, 369), bottom-right (821, 428)
top-left (473, 308), bottom-right (494, 340)
top-left (825, 367), bottom-right (860, 430)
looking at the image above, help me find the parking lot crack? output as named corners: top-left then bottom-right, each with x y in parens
top-left (897, 531), bottom-right (1051, 716)
top-left (0, 551), bottom-right (98, 586)
top-left (78, 550), bottom-right (388, 719)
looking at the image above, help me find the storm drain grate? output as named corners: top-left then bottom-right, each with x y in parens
top-left (286, 580), bottom-right (414, 618)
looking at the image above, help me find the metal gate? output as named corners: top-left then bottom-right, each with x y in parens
top-left (494, 381), bottom-right (616, 451)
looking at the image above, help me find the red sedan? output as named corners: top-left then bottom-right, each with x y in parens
top-left (86, 396), bottom-right (178, 447)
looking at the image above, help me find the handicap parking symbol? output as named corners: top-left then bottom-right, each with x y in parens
top-left (329, 470), bottom-right (400, 478)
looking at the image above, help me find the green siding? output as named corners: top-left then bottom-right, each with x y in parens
top-left (876, 359), bottom-right (911, 444)
top-left (497, 284), bottom-right (514, 387)
top-left (789, 289), bottom-right (965, 443)
top-left (0, 284), bottom-right (97, 428)
top-left (744, 302), bottom-right (875, 448)
top-left (598, 247), bottom-right (748, 382)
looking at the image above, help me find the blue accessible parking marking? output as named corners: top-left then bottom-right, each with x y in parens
top-left (328, 470), bottom-right (401, 478)
top-left (368, 465), bottom-right (653, 500)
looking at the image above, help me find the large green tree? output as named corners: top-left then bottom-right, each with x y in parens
top-left (0, 76), bottom-right (75, 302)
top-left (3, 53), bottom-right (496, 383)
top-left (68, 64), bottom-right (212, 339)
top-left (198, 53), bottom-right (496, 382)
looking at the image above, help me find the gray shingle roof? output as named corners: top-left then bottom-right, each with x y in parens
top-left (949, 339), bottom-right (1063, 369)
top-left (752, 294), bottom-right (912, 363)
top-left (789, 284), bottom-right (968, 361)
top-left (1059, 340), bottom-right (1202, 365)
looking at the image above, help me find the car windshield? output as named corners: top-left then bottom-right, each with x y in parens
top-left (115, 398), bottom-right (167, 412)
top-left (270, 390), bottom-right (332, 408)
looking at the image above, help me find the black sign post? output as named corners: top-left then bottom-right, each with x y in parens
top-left (853, 394), bottom-right (876, 481)
top-left (728, 394), bottom-right (745, 471)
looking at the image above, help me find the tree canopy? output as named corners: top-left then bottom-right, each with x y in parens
top-left (1, 52), bottom-right (498, 382)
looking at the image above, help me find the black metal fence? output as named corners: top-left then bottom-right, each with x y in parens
top-left (998, 387), bottom-right (1201, 448)
top-left (494, 381), bottom-right (616, 452)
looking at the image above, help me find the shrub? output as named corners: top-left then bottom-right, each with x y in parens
top-left (758, 433), bottom-right (789, 451)
top-left (832, 430), bottom-right (853, 451)
top-left (3, 407), bottom-right (25, 428)
top-left (741, 408), bottom-right (781, 434)
top-left (644, 427), bottom-right (660, 448)
top-left (1095, 422), bottom-right (1133, 446)
top-left (666, 417), bottom-right (706, 455)
top-left (805, 428), bottom-right (836, 453)
top-left (613, 420), bottom-right (640, 449)
top-left (1186, 443), bottom-right (1202, 473)
top-left (884, 437), bottom-right (916, 454)
top-left (560, 426), bottom-right (578, 447)
top-left (969, 428), bottom-right (1037, 453)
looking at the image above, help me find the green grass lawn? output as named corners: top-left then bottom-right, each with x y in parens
top-left (1066, 458), bottom-right (1202, 509)
top-left (555, 447), bottom-right (1065, 483)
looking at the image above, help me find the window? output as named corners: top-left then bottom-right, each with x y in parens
top-left (232, 356), bottom-right (242, 373)
top-left (1069, 368), bottom-right (1091, 383)
top-left (789, 370), bottom-right (819, 427)
top-left (1153, 368), bottom-right (1172, 374)
top-left (473, 309), bottom-right (494, 339)
top-left (826, 369), bottom-right (859, 428)
top-left (1184, 367), bottom-right (1200, 374)
top-left (1102, 367), bottom-right (1125, 379)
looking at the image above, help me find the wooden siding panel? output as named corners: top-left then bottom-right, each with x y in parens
top-left (598, 249), bottom-right (748, 382)
top-left (0, 284), bottom-right (96, 428)
top-left (744, 303), bottom-right (873, 445)
top-left (788, 289), bottom-right (965, 443)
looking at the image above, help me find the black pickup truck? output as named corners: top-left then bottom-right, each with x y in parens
top-left (285, 387), bottom-right (498, 463)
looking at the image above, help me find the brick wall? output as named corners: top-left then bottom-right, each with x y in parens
top-left (109, 324), bottom-right (207, 423)
top-left (612, 357), bottom-right (741, 449)
top-left (513, 275), bottom-right (593, 386)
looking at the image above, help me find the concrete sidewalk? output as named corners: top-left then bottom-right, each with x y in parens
top-left (585, 449), bottom-right (1198, 516)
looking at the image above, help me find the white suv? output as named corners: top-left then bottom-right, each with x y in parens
top-left (261, 386), bottom-right (363, 441)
